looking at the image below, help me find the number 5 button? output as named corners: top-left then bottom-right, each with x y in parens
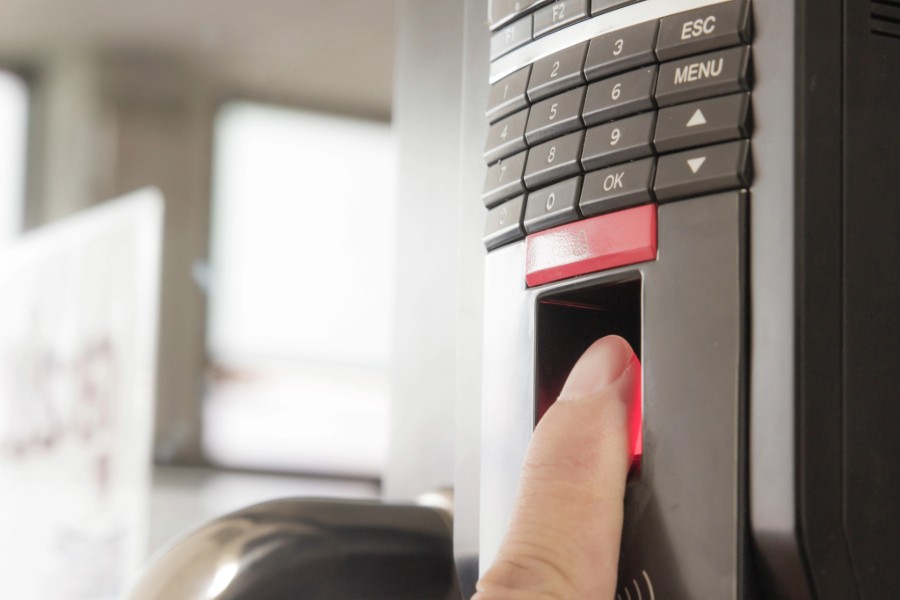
top-left (526, 87), bottom-right (585, 145)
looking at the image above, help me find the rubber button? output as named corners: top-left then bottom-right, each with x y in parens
top-left (592, 0), bottom-right (635, 15)
top-left (486, 66), bottom-right (531, 123)
top-left (533, 0), bottom-right (589, 38)
top-left (655, 45), bottom-right (751, 107)
top-left (655, 0), bottom-right (751, 61)
top-left (584, 20), bottom-right (659, 81)
top-left (491, 16), bottom-right (533, 60)
top-left (528, 42), bottom-right (588, 102)
top-left (581, 111), bottom-right (656, 172)
top-left (484, 108), bottom-right (530, 164)
top-left (484, 195), bottom-right (527, 250)
top-left (524, 176), bottom-right (583, 233)
top-left (525, 87), bottom-right (585, 145)
top-left (653, 139), bottom-right (751, 202)
top-left (583, 65), bottom-right (657, 127)
top-left (580, 156), bottom-right (656, 217)
top-left (490, 0), bottom-right (552, 30)
top-left (483, 150), bottom-right (529, 207)
top-left (654, 92), bottom-right (751, 153)
top-left (524, 130), bottom-right (585, 189)
top-left (525, 204), bottom-right (658, 287)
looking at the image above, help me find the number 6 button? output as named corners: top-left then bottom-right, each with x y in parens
top-left (583, 65), bottom-right (657, 127)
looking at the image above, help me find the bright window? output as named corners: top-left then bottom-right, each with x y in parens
top-left (205, 102), bottom-right (396, 478)
top-left (0, 70), bottom-right (28, 245)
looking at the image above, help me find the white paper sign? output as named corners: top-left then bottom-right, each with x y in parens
top-left (0, 189), bottom-right (163, 599)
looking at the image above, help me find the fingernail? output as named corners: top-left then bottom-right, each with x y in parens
top-left (558, 335), bottom-right (635, 400)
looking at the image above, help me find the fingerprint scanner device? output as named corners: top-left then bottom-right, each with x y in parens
top-left (462, 0), bottom-right (900, 598)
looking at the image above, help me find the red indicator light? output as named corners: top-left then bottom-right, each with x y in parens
top-left (630, 356), bottom-right (643, 462)
top-left (525, 205), bottom-right (658, 287)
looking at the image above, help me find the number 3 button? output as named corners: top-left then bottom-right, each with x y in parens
top-left (584, 20), bottom-right (660, 82)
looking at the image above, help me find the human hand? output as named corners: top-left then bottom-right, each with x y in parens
top-left (474, 335), bottom-right (640, 599)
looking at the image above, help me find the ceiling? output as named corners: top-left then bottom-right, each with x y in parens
top-left (0, 0), bottom-right (397, 117)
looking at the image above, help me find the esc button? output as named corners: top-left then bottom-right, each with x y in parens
top-left (655, 0), bottom-right (752, 61)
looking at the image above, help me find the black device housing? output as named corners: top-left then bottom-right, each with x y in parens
top-left (456, 1), bottom-right (900, 598)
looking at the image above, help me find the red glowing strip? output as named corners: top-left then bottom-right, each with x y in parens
top-left (525, 205), bottom-right (658, 287)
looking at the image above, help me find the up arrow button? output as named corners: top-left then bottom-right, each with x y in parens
top-left (686, 109), bottom-right (707, 127)
top-left (654, 140), bottom-right (751, 202)
top-left (654, 93), bottom-right (752, 154)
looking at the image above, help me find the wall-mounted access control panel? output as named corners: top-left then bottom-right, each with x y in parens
top-left (463, 0), bottom-right (900, 598)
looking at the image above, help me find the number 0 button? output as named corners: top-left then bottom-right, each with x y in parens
top-left (524, 176), bottom-right (583, 234)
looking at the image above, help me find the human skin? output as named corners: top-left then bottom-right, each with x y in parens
top-left (474, 336), bottom-right (639, 600)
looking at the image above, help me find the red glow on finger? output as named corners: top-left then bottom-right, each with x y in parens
top-left (631, 356), bottom-right (643, 465)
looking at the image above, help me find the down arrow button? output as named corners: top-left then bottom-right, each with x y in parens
top-left (654, 140), bottom-right (752, 203)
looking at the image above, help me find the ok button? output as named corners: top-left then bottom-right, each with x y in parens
top-left (580, 157), bottom-right (656, 217)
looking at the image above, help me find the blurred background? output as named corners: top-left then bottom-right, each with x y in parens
top-left (0, 1), bottom-right (481, 596)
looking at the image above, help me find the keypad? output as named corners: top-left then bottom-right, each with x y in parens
top-left (482, 0), bottom-right (753, 250)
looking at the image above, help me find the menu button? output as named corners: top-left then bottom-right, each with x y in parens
top-left (655, 46), bottom-right (750, 107)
